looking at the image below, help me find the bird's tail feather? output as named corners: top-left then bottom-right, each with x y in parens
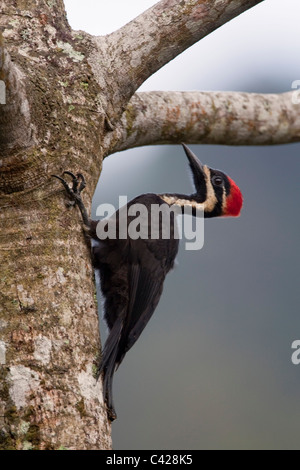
top-left (97, 315), bottom-right (123, 421)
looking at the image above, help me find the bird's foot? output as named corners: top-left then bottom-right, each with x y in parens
top-left (52, 171), bottom-right (90, 227)
top-left (52, 171), bottom-right (86, 206)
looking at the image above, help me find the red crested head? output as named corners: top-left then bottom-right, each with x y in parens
top-left (223, 176), bottom-right (243, 217)
top-left (180, 144), bottom-right (243, 218)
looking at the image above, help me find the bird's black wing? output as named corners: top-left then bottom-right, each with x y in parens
top-left (96, 236), bottom-right (178, 420)
top-left (116, 237), bottom-right (179, 366)
top-left (93, 195), bottom-right (180, 419)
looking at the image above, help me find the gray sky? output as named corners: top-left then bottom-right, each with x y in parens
top-left (64, 1), bottom-right (300, 450)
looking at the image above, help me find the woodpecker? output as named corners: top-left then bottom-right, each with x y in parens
top-left (52, 144), bottom-right (243, 422)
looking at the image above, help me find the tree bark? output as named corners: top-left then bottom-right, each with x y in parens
top-left (90, 0), bottom-right (264, 122)
top-left (107, 91), bottom-right (300, 152)
top-left (0, 0), bottom-right (110, 450)
top-left (0, 0), bottom-right (298, 450)
top-left (0, 32), bottom-right (33, 154)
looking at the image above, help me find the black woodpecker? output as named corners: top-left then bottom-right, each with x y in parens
top-left (52, 144), bottom-right (243, 421)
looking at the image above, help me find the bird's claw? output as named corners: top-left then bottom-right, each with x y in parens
top-left (52, 171), bottom-right (86, 204)
top-left (52, 171), bottom-right (90, 227)
top-left (62, 171), bottom-right (86, 194)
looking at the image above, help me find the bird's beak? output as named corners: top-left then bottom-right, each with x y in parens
top-left (181, 143), bottom-right (206, 194)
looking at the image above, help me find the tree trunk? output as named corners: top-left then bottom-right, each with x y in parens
top-left (0, 0), bottom-right (110, 450)
top-left (0, 0), bottom-right (298, 450)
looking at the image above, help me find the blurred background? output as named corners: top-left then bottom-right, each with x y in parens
top-left (64, 0), bottom-right (300, 450)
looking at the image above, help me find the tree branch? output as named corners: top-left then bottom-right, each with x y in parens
top-left (106, 90), bottom-right (300, 152)
top-left (90, 0), bottom-right (264, 121)
top-left (0, 33), bottom-right (34, 155)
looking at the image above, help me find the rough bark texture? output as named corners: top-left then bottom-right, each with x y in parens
top-left (0, 0), bottom-right (110, 450)
top-left (0, 32), bottom-right (33, 154)
top-left (0, 0), bottom-right (298, 450)
top-left (107, 91), bottom-right (300, 152)
top-left (90, 0), bottom-right (264, 121)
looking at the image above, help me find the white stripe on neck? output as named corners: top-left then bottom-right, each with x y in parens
top-left (160, 166), bottom-right (217, 213)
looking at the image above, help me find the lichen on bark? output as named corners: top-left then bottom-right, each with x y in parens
top-left (0, 0), bottom-right (111, 450)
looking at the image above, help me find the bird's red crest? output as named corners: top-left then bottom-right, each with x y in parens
top-left (224, 177), bottom-right (243, 217)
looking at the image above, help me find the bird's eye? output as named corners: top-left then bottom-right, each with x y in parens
top-left (212, 175), bottom-right (223, 186)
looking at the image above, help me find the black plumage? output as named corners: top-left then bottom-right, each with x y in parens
top-left (52, 144), bottom-right (243, 421)
top-left (89, 193), bottom-right (179, 420)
